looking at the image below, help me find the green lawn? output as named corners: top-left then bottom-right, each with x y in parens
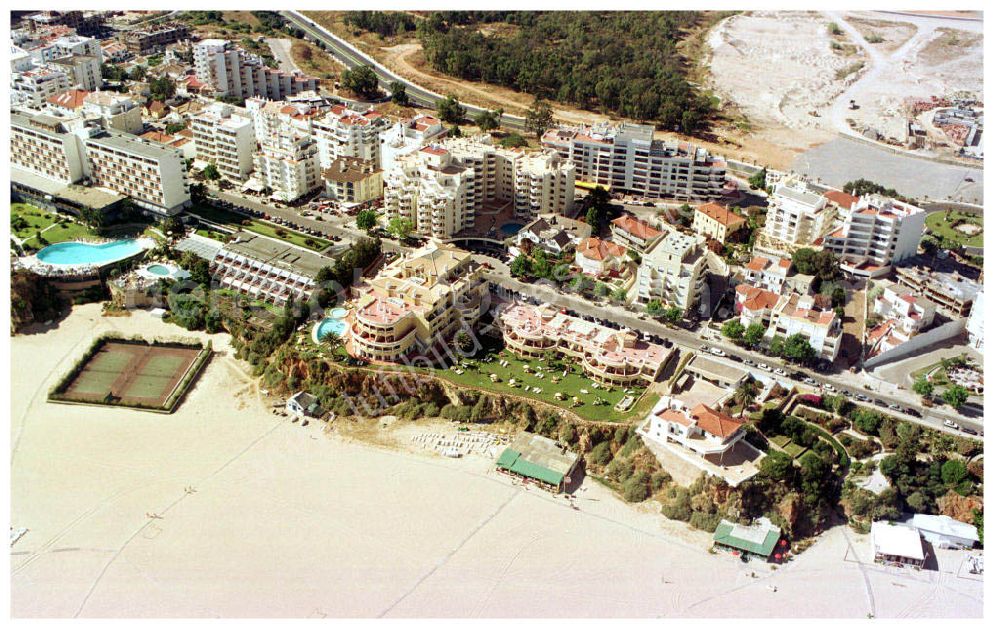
top-left (429, 339), bottom-right (655, 423)
top-left (925, 210), bottom-right (983, 248)
top-left (190, 202), bottom-right (332, 252)
top-left (12, 203), bottom-right (98, 249)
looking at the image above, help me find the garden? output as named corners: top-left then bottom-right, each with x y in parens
top-left (925, 209), bottom-right (983, 248)
top-left (11, 203), bottom-right (97, 250)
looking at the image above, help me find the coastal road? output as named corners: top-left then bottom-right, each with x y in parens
top-left (279, 10), bottom-right (529, 131)
top-left (480, 264), bottom-right (983, 437)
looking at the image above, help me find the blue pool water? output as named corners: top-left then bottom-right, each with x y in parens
top-left (500, 222), bottom-right (524, 236)
top-left (147, 264), bottom-right (171, 276)
top-left (36, 239), bottom-right (146, 266)
top-left (314, 307), bottom-right (349, 343)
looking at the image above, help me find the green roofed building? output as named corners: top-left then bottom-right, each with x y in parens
top-left (495, 431), bottom-right (580, 493)
top-left (713, 518), bottom-right (781, 560)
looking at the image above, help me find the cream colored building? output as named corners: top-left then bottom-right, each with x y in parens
top-left (693, 202), bottom-right (746, 242)
top-left (823, 194), bottom-right (927, 278)
top-left (758, 179), bottom-right (839, 257)
top-left (193, 39), bottom-right (318, 101)
top-left (191, 102), bottom-right (256, 183)
top-left (313, 104), bottom-right (390, 169)
top-left (50, 53), bottom-right (101, 91)
top-left (10, 110), bottom-right (89, 184)
top-left (635, 226), bottom-right (708, 312)
top-left (349, 242), bottom-right (490, 362)
top-left (382, 136), bottom-right (574, 239)
top-left (246, 98), bottom-right (321, 201)
top-left (322, 157), bottom-right (383, 204)
top-left (82, 91), bottom-right (143, 134)
top-left (84, 132), bottom-right (191, 217)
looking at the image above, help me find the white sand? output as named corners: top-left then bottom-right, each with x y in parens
top-left (10, 304), bottom-right (983, 617)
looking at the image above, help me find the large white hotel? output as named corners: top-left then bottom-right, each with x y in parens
top-left (541, 122), bottom-right (727, 201)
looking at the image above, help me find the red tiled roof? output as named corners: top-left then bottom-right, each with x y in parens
top-left (746, 257), bottom-right (769, 272)
top-left (823, 190), bottom-right (860, 209)
top-left (577, 237), bottom-right (626, 261)
top-left (735, 284), bottom-right (780, 311)
top-left (697, 202), bottom-right (746, 227)
top-left (611, 215), bottom-right (663, 241)
top-left (691, 404), bottom-right (743, 439)
top-left (46, 89), bottom-right (90, 110)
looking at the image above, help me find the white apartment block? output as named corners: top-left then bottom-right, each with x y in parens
top-left (635, 226), bottom-right (708, 312)
top-left (84, 132), bottom-right (191, 217)
top-left (246, 99), bottom-right (321, 202)
top-left (823, 194), bottom-right (927, 277)
top-left (12, 65), bottom-right (71, 107)
top-left (383, 137), bottom-right (574, 239)
top-left (50, 53), bottom-right (101, 91)
top-left (192, 102), bottom-right (256, 183)
top-left (313, 104), bottom-right (390, 169)
top-left (541, 122), bottom-right (727, 201)
top-left (874, 284), bottom-right (937, 333)
top-left (758, 179), bottom-right (839, 257)
top-left (966, 291), bottom-right (984, 352)
top-left (640, 397), bottom-right (747, 465)
top-left (82, 91), bottom-right (143, 134)
top-left (766, 293), bottom-right (843, 361)
top-left (194, 39), bottom-right (318, 101)
top-left (10, 110), bottom-right (89, 184)
top-left (379, 114), bottom-right (445, 173)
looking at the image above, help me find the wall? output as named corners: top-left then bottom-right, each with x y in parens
top-left (862, 317), bottom-right (968, 370)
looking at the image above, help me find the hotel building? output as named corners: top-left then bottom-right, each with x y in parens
top-left (635, 226), bottom-right (708, 312)
top-left (191, 102), bottom-right (256, 182)
top-left (10, 110), bottom-right (88, 184)
top-left (194, 39), bottom-right (318, 101)
top-left (541, 122), bottom-right (727, 201)
top-left (210, 231), bottom-right (331, 304)
top-left (84, 131), bottom-right (191, 217)
top-left (823, 194), bottom-right (927, 277)
top-left (498, 301), bottom-right (670, 386)
top-left (349, 241), bottom-right (490, 362)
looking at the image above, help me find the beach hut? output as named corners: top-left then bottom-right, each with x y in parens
top-left (871, 521), bottom-right (926, 569)
top-left (713, 518), bottom-right (781, 561)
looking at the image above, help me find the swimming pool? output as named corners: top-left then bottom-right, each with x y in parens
top-left (147, 264), bottom-right (171, 276)
top-left (500, 222), bottom-right (525, 236)
top-left (313, 307), bottom-right (349, 344)
top-left (36, 239), bottom-right (147, 267)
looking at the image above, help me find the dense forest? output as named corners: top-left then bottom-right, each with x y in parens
top-left (344, 11), bottom-right (716, 134)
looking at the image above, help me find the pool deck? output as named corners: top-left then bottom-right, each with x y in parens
top-left (21, 237), bottom-right (156, 274)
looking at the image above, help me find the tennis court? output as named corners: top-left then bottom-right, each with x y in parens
top-left (57, 340), bottom-right (203, 409)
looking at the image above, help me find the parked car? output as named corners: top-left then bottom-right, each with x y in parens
top-left (699, 345), bottom-right (709, 352)
top-left (961, 427), bottom-right (977, 435)
top-left (888, 403), bottom-right (902, 412)
top-left (774, 368), bottom-right (786, 376)
top-left (873, 399), bottom-right (888, 407)
top-left (943, 419), bottom-right (959, 429)
top-left (757, 363), bottom-right (771, 371)
top-left (710, 347), bottom-right (725, 357)
top-left (904, 407), bottom-right (922, 418)
top-left (804, 377), bottom-right (818, 386)
top-left (856, 393), bottom-right (870, 402)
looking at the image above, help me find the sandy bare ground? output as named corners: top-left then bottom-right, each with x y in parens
top-left (10, 304), bottom-right (983, 617)
top-left (708, 11), bottom-right (982, 163)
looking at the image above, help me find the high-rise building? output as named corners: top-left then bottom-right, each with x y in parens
top-left (84, 132), bottom-right (191, 217)
top-left (10, 110), bottom-right (89, 184)
top-left (246, 98), bottom-right (321, 201)
top-left (823, 194), bottom-right (927, 277)
top-left (312, 104), bottom-right (390, 168)
top-left (542, 122), bottom-right (726, 201)
top-left (194, 39), bottom-right (318, 101)
top-left (635, 226), bottom-right (708, 312)
top-left (757, 179), bottom-right (839, 257)
top-left (191, 102), bottom-right (256, 183)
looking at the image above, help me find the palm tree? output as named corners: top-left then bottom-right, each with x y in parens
top-left (734, 379), bottom-right (761, 417)
top-left (321, 331), bottom-right (343, 356)
top-left (453, 329), bottom-right (473, 354)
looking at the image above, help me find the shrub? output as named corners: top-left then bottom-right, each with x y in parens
top-left (588, 441), bottom-right (613, 467)
top-left (622, 472), bottom-right (651, 502)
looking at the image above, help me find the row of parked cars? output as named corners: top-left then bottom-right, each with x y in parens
top-left (212, 197), bottom-right (342, 243)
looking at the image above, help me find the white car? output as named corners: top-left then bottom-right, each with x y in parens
top-left (757, 362), bottom-right (771, 371)
top-left (823, 383), bottom-right (835, 392)
top-left (943, 419), bottom-right (959, 429)
top-left (774, 368), bottom-right (787, 376)
top-left (804, 377), bottom-right (818, 385)
top-left (710, 347), bottom-right (726, 357)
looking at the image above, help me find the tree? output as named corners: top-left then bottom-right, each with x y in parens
top-left (721, 319), bottom-right (745, 342)
top-left (129, 64), bottom-right (147, 81)
top-left (341, 65), bottom-right (380, 99)
top-left (356, 209), bottom-right (378, 232)
top-left (436, 94), bottom-right (466, 124)
top-left (842, 178), bottom-right (901, 199)
top-left (748, 167), bottom-right (767, 190)
top-left (452, 329), bottom-right (474, 354)
top-left (783, 333), bottom-right (816, 363)
top-left (78, 206), bottom-right (108, 229)
top-left (941, 459), bottom-right (968, 486)
top-left (525, 96), bottom-right (554, 138)
top-left (852, 408), bottom-right (883, 435)
top-left (744, 321), bottom-right (765, 348)
top-left (645, 298), bottom-right (664, 317)
top-left (509, 253), bottom-right (530, 279)
top-left (759, 450), bottom-right (795, 483)
top-left (734, 379), bottom-right (760, 416)
top-left (446, 125), bottom-right (463, 138)
top-left (913, 377), bottom-right (934, 398)
top-left (386, 214), bottom-right (414, 240)
top-left (149, 76), bottom-right (175, 101)
top-left (474, 108), bottom-right (503, 132)
top-left (588, 441), bottom-right (613, 467)
top-left (389, 80), bottom-right (408, 105)
top-left (321, 331), bottom-right (343, 355)
top-left (201, 163), bottom-right (221, 181)
top-left (498, 133), bottom-right (527, 148)
top-left (663, 305), bottom-right (683, 324)
top-left (942, 384), bottom-right (969, 410)
top-left (768, 335), bottom-right (785, 358)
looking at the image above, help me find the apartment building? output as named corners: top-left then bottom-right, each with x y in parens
top-left (823, 194), bottom-right (927, 277)
top-left (574, 238), bottom-right (628, 277)
top-left (693, 202), bottom-right (746, 243)
top-left (210, 231), bottom-right (330, 304)
top-left (194, 39), bottom-right (317, 101)
top-left (10, 110), bottom-right (89, 184)
top-left (611, 214), bottom-right (664, 253)
top-left (758, 180), bottom-right (838, 257)
top-left (379, 114), bottom-right (445, 173)
top-left (123, 22), bottom-right (191, 55)
top-left (349, 242), bottom-right (490, 362)
top-left (84, 132), bottom-right (191, 217)
top-left (313, 104), bottom-right (390, 169)
top-left (49, 53), bottom-right (101, 91)
top-left (734, 284), bottom-right (781, 326)
top-left (866, 284), bottom-right (938, 359)
top-left (246, 98), bottom-right (322, 201)
top-left (966, 291), bottom-right (984, 352)
top-left (635, 226), bottom-right (708, 312)
top-left (12, 65), bottom-right (71, 107)
top-left (541, 122), bottom-right (727, 201)
top-left (382, 137), bottom-right (574, 239)
top-left (191, 102), bottom-right (256, 183)
top-left (894, 261), bottom-right (982, 318)
top-left (499, 302), bottom-right (670, 386)
top-left (767, 293), bottom-right (843, 361)
top-left (322, 157), bottom-right (383, 204)
top-left (82, 90), bottom-right (143, 134)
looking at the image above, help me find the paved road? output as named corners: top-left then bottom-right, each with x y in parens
top-left (279, 10), bottom-right (528, 131)
top-left (480, 263), bottom-right (982, 437)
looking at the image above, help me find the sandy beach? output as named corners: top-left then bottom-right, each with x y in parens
top-left (10, 304), bottom-right (983, 617)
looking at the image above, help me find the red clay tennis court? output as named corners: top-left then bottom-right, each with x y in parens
top-left (58, 340), bottom-right (203, 409)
